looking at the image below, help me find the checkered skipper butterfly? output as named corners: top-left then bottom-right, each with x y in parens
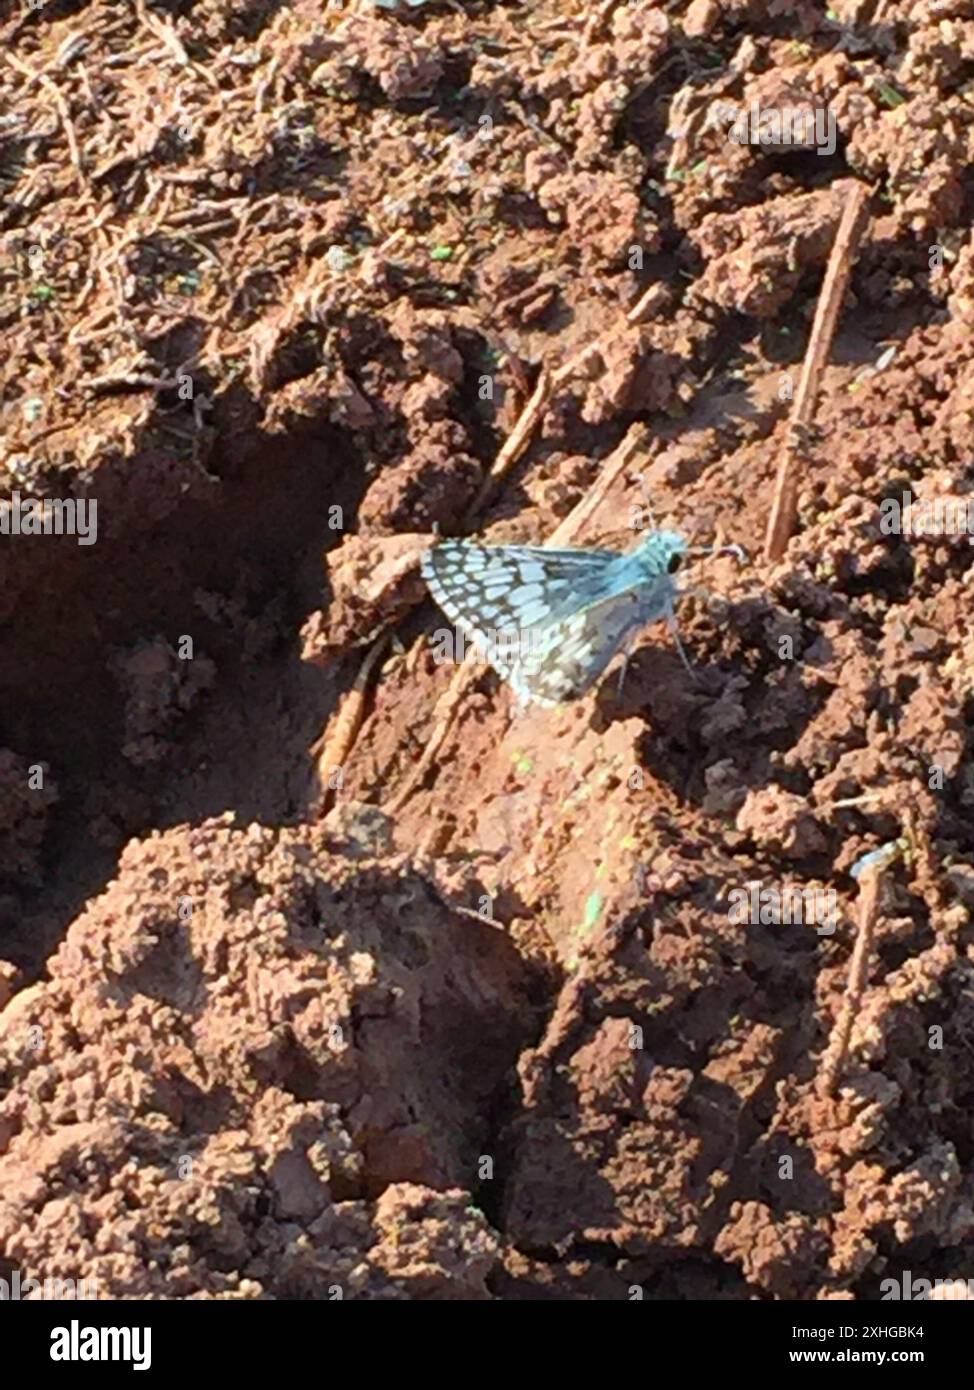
top-left (422, 529), bottom-right (728, 707)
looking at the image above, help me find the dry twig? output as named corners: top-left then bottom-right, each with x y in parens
top-left (817, 839), bottom-right (903, 1098)
top-left (764, 183), bottom-right (870, 563)
top-left (310, 633), bottom-right (392, 814)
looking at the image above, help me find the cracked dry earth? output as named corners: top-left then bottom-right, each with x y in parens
top-left (2, 0), bottom-right (974, 1301)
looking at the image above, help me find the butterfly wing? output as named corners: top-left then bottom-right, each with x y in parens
top-left (421, 542), bottom-right (624, 633)
top-left (421, 540), bottom-right (678, 706)
top-left (505, 583), bottom-right (675, 706)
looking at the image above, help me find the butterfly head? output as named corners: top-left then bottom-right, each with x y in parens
top-left (633, 529), bottom-right (689, 578)
top-left (633, 529), bottom-right (747, 580)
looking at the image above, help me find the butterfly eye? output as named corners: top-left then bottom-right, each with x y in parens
top-left (667, 552), bottom-right (683, 574)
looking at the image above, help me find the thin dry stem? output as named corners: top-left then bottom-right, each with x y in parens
top-left (311, 633), bottom-right (392, 813)
top-left (764, 183), bottom-right (871, 563)
top-left (817, 860), bottom-right (887, 1098)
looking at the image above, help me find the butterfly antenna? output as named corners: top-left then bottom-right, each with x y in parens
top-left (687, 542), bottom-right (748, 564)
top-left (632, 470), bottom-right (659, 531)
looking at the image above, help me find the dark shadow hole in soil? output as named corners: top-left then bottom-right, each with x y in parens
top-left (451, 326), bottom-right (505, 469)
top-left (623, 71), bottom-right (851, 209)
top-left (835, 552), bottom-right (917, 606)
top-left (752, 1129), bottom-right (839, 1220)
top-left (327, 69), bottom-right (478, 135)
top-left (493, 191), bottom-right (554, 235)
top-left (0, 418), bottom-right (364, 977)
top-left (875, 913), bottom-right (936, 975)
top-left (403, 53), bottom-right (476, 118)
top-left (226, 874), bottom-right (261, 915)
top-left (461, 0), bottom-right (525, 15)
top-left (468, 1035), bottom-right (555, 1233)
top-left (936, 1029), bottom-right (974, 1166)
top-left (957, 167), bottom-right (974, 223)
top-left (737, 931), bottom-right (825, 1021)
top-left (489, 1247), bottom-right (749, 1299)
top-left (756, 141), bottom-right (852, 187)
top-left (168, 1073), bottom-right (238, 1138)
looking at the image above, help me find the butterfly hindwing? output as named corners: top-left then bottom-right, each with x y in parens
top-left (505, 584), bottom-right (671, 705)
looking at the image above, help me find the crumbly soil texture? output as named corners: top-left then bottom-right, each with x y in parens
top-left (2, 0), bottom-right (974, 1301)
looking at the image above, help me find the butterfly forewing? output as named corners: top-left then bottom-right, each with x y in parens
top-left (422, 542), bottom-right (627, 631)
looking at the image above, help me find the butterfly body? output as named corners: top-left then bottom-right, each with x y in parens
top-left (421, 530), bottom-right (688, 706)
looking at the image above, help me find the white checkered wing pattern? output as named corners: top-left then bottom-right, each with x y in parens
top-left (421, 540), bottom-right (677, 706)
top-left (503, 586), bottom-right (660, 705)
top-left (422, 542), bottom-right (622, 630)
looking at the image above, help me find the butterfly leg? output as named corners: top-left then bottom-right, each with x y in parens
top-left (616, 644), bottom-right (631, 698)
top-left (666, 609), bottom-right (697, 679)
top-left (614, 624), bottom-right (645, 699)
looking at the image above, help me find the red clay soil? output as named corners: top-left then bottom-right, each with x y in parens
top-left (1, 0), bottom-right (974, 1300)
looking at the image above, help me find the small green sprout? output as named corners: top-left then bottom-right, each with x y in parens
top-left (877, 83), bottom-right (906, 108)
